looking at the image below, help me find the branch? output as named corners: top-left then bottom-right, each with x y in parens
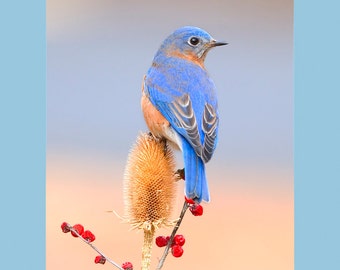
top-left (156, 201), bottom-right (189, 269)
top-left (62, 223), bottom-right (124, 270)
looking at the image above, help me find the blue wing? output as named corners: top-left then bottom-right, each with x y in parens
top-left (144, 58), bottom-right (219, 163)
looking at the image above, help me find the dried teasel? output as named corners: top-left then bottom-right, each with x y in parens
top-left (123, 132), bottom-right (177, 270)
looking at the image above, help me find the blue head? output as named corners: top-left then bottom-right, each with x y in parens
top-left (155, 26), bottom-right (227, 67)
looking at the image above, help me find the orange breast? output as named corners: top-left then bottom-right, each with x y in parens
top-left (141, 87), bottom-right (170, 138)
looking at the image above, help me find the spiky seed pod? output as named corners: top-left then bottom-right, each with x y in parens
top-left (124, 132), bottom-right (177, 227)
top-left (123, 132), bottom-right (177, 270)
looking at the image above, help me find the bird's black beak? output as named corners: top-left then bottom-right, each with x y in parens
top-left (212, 40), bottom-right (228, 47)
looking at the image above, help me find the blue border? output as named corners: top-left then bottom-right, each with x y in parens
top-left (295, 1), bottom-right (340, 269)
top-left (0, 1), bottom-right (45, 268)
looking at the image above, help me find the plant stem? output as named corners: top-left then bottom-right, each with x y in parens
top-left (69, 226), bottom-right (123, 270)
top-left (156, 201), bottom-right (189, 270)
top-left (141, 223), bottom-right (155, 270)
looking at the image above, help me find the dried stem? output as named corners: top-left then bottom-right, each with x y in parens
top-left (156, 201), bottom-right (189, 270)
top-left (142, 223), bottom-right (155, 270)
top-left (68, 225), bottom-right (123, 270)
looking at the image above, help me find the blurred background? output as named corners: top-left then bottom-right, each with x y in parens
top-left (47, 0), bottom-right (293, 269)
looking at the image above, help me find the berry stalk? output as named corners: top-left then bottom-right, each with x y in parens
top-left (156, 201), bottom-right (189, 270)
top-left (63, 223), bottom-right (124, 270)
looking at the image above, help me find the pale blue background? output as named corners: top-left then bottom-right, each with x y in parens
top-left (47, 0), bottom-right (293, 176)
top-left (295, 0), bottom-right (340, 269)
top-left (0, 1), bottom-right (45, 269)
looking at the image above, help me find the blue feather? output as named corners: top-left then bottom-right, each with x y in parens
top-left (182, 138), bottom-right (210, 203)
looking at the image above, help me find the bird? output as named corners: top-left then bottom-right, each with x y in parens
top-left (141, 26), bottom-right (227, 203)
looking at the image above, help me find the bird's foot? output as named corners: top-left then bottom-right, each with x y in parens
top-left (175, 168), bottom-right (185, 181)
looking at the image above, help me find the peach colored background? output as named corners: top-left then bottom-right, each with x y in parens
top-left (47, 153), bottom-right (293, 270)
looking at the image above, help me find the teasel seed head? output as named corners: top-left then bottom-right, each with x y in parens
top-left (123, 132), bottom-right (177, 229)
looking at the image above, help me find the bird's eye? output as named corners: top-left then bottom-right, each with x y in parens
top-left (188, 37), bottom-right (200, 46)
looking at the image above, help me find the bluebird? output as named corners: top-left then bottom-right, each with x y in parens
top-left (141, 26), bottom-right (227, 203)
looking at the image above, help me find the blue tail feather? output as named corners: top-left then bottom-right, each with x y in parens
top-left (182, 139), bottom-right (210, 203)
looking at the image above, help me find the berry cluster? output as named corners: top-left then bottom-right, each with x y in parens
top-left (155, 234), bottom-right (186, 258)
top-left (61, 222), bottom-right (96, 242)
top-left (61, 222), bottom-right (133, 269)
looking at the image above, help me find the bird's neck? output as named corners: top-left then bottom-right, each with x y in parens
top-left (154, 48), bottom-right (206, 69)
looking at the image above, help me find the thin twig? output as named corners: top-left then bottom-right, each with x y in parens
top-left (69, 225), bottom-right (124, 270)
top-left (156, 201), bottom-right (189, 270)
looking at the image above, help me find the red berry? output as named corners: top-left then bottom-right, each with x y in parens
top-left (189, 204), bottom-right (203, 216)
top-left (165, 236), bottom-right (176, 247)
top-left (171, 245), bottom-right (184, 258)
top-left (122, 261), bottom-right (133, 270)
top-left (61, 222), bottom-right (70, 233)
top-left (174, 234), bottom-right (185, 246)
top-left (184, 196), bottom-right (195, 204)
top-left (166, 236), bottom-right (176, 247)
top-left (71, 224), bottom-right (84, 237)
top-left (155, 236), bottom-right (168, 247)
top-left (94, 255), bottom-right (106, 264)
top-left (81, 230), bottom-right (96, 242)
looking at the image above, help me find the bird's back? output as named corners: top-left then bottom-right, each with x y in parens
top-left (145, 55), bottom-right (219, 161)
